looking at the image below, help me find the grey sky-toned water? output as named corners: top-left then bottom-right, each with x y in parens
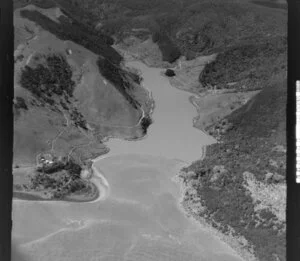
top-left (12, 61), bottom-right (243, 261)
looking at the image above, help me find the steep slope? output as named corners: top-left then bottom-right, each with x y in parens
top-left (181, 74), bottom-right (286, 261)
top-left (13, 3), bottom-right (153, 199)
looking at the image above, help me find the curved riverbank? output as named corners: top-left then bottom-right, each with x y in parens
top-left (12, 57), bottom-right (245, 261)
top-left (91, 59), bottom-right (247, 261)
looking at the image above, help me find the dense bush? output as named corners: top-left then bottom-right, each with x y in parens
top-left (199, 37), bottom-right (287, 90)
top-left (64, 159), bottom-right (82, 177)
top-left (37, 161), bottom-right (65, 174)
top-left (14, 97), bottom-right (28, 110)
top-left (185, 78), bottom-right (286, 261)
top-left (70, 109), bottom-right (88, 130)
top-left (19, 54), bottom-right (75, 104)
top-left (31, 158), bottom-right (85, 199)
top-left (152, 31), bottom-right (181, 63)
top-left (165, 69), bottom-right (176, 77)
top-left (140, 116), bottom-right (152, 134)
top-left (14, 0), bottom-right (56, 10)
top-left (97, 57), bottom-right (140, 109)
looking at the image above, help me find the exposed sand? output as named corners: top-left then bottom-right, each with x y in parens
top-left (12, 60), bottom-right (244, 261)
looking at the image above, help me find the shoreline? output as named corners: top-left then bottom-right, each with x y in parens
top-left (13, 181), bottom-right (99, 203)
top-left (174, 153), bottom-right (257, 261)
top-left (92, 55), bottom-right (255, 260)
top-left (12, 57), bottom-right (156, 203)
top-left (13, 49), bottom-right (254, 260)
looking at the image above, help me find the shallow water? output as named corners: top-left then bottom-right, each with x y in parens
top-left (12, 61), bottom-right (242, 261)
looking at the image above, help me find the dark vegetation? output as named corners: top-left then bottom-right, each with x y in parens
top-left (33, 158), bottom-right (87, 199)
top-left (20, 53), bottom-right (75, 105)
top-left (199, 36), bottom-right (287, 91)
top-left (20, 10), bottom-right (119, 63)
top-left (152, 31), bottom-right (181, 63)
top-left (15, 54), bottom-right (24, 63)
top-left (14, 97), bottom-right (28, 110)
top-left (20, 8), bottom-right (145, 116)
top-left (19, 53), bottom-right (91, 129)
top-left (14, 0), bottom-right (56, 10)
top-left (15, 1), bottom-right (286, 258)
top-left (184, 76), bottom-right (286, 261)
top-left (97, 57), bottom-right (140, 109)
top-left (70, 108), bottom-right (88, 130)
top-left (48, 0), bottom-right (286, 90)
top-left (140, 116), bottom-right (153, 134)
top-left (165, 69), bottom-right (176, 77)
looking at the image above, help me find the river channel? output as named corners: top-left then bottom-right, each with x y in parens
top-left (12, 61), bottom-right (243, 261)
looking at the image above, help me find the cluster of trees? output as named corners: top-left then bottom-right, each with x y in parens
top-left (19, 54), bottom-right (75, 105)
top-left (32, 158), bottom-right (85, 199)
top-left (97, 58), bottom-right (140, 109)
top-left (140, 116), bottom-right (152, 134)
top-left (152, 31), bottom-right (181, 63)
top-left (199, 37), bottom-right (287, 91)
top-left (70, 109), bottom-right (88, 130)
top-left (37, 157), bottom-right (82, 175)
top-left (14, 0), bottom-right (56, 10)
top-left (14, 54), bottom-right (24, 63)
top-left (165, 69), bottom-right (176, 77)
top-left (20, 9), bottom-right (144, 116)
top-left (14, 96), bottom-right (28, 110)
top-left (185, 78), bottom-right (286, 261)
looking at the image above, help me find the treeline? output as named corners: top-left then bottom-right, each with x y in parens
top-left (33, 158), bottom-right (86, 199)
top-left (20, 9), bottom-right (144, 113)
top-left (20, 9), bottom-right (121, 64)
top-left (184, 79), bottom-right (287, 261)
top-left (20, 54), bottom-right (75, 105)
top-left (70, 108), bottom-right (88, 130)
top-left (14, 97), bottom-right (28, 110)
top-left (199, 36), bottom-right (287, 91)
top-left (140, 116), bottom-right (152, 134)
top-left (97, 57), bottom-right (140, 109)
top-left (14, 0), bottom-right (56, 10)
top-left (152, 31), bottom-right (181, 63)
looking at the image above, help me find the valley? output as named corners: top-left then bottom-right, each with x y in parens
top-left (12, 1), bottom-right (287, 261)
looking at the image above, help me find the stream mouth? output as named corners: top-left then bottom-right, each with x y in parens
top-left (12, 60), bottom-right (242, 261)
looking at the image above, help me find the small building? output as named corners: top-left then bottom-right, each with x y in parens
top-left (36, 153), bottom-right (55, 168)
